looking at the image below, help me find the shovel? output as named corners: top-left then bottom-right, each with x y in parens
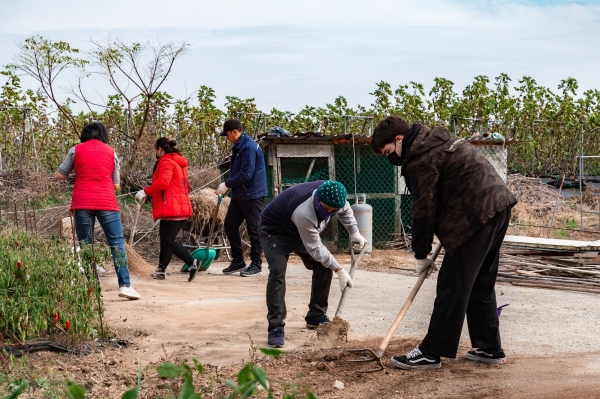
top-left (346, 241), bottom-right (443, 373)
top-left (183, 193), bottom-right (222, 273)
top-left (335, 243), bottom-right (367, 318)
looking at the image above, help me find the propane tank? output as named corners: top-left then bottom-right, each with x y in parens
top-left (351, 193), bottom-right (373, 255)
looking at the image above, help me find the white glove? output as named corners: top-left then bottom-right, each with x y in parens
top-left (336, 268), bottom-right (354, 293)
top-left (216, 182), bottom-right (228, 195)
top-left (135, 190), bottom-right (147, 202)
top-left (350, 231), bottom-right (368, 248)
top-left (416, 258), bottom-right (437, 277)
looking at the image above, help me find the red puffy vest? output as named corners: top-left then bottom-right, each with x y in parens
top-left (144, 153), bottom-right (193, 220)
top-left (71, 140), bottom-right (119, 211)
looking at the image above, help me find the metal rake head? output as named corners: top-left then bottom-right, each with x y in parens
top-left (344, 348), bottom-right (385, 373)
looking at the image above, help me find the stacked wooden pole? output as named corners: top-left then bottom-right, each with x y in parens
top-left (498, 250), bottom-right (600, 294)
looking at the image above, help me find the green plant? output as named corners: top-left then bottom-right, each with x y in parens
top-left (0, 229), bottom-right (106, 343)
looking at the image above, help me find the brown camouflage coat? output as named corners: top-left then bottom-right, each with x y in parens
top-left (401, 126), bottom-right (517, 259)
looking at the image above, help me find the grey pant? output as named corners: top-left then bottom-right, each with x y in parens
top-left (260, 226), bottom-right (333, 331)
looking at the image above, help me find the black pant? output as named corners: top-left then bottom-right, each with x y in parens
top-left (260, 227), bottom-right (333, 331)
top-left (158, 220), bottom-right (194, 271)
top-left (419, 207), bottom-right (511, 358)
top-left (224, 197), bottom-right (264, 267)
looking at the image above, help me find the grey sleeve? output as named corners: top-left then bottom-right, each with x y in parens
top-left (113, 151), bottom-right (120, 185)
top-left (291, 206), bottom-right (340, 271)
top-left (337, 201), bottom-right (359, 235)
top-left (57, 147), bottom-right (76, 176)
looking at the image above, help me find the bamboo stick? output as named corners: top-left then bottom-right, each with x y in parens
top-left (500, 260), bottom-right (592, 276)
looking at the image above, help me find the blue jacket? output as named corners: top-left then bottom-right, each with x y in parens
top-left (225, 133), bottom-right (268, 201)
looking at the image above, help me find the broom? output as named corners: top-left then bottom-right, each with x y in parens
top-left (125, 199), bottom-right (155, 278)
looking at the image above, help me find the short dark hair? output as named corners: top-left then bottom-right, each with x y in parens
top-left (80, 122), bottom-right (109, 144)
top-left (155, 137), bottom-right (180, 154)
top-left (370, 116), bottom-right (410, 154)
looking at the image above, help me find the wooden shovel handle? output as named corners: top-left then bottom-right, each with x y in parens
top-left (375, 241), bottom-right (443, 357)
top-left (335, 244), bottom-right (367, 317)
top-left (128, 199), bottom-right (144, 246)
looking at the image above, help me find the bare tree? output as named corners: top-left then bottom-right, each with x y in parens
top-left (89, 39), bottom-right (188, 174)
top-left (14, 35), bottom-right (88, 137)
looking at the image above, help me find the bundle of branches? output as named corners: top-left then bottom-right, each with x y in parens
top-left (507, 174), bottom-right (568, 220)
top-left (189, 189), bottom-right (231, 234)
top-left (498, 249), bottom-right (600, 294)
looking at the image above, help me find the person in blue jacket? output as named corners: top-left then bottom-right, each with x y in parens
top-left (217, 119), bottom-right (268, 277)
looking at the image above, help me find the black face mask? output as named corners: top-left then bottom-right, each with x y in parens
top-left (387, 152), bottom-right (402, 166)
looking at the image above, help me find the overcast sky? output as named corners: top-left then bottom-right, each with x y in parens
top-left (1, 0), bottom-right (599, 112)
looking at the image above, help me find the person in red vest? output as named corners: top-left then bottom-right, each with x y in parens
top-left (135, 138), bottom-right (198, 282)
top-left (56, 122), bottom-right (141, 300)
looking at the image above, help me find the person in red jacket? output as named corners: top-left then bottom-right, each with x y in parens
top-left (56, 122), bottom-right (140, 300)
top-left (136, 138), bottom-right (199, 281)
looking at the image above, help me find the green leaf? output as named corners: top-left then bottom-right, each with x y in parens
top-left (252, 366), bottom-right (268, 389)
top-left (192, 358), bottom-right (204, 374)
top-left (224, 379), bottom-right (240, 391)
top-left (65, 381), bottom-right (86, 399)
top-left (5, 383), bottom-right (26, 399)
top-left (177, 378), bottom-right (201, 399)
top-left (237, 363), bottom-right (255, 385)
top-left (304, 392), bottom-right (318, 399)
top-left (121, 386), bottom-right (139, 399)
top-left (239, 382), bottom-right (258, 398)
top-left (157, 362), bottom-right (185, 378)
top-left (259, 347), bottom-right (285, 357)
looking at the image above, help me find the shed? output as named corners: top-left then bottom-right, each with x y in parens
top-left (259, 134), bottom-right (517, 250)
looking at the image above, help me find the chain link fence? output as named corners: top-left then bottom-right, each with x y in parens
top-left (260, 136), bottom-right (513, 251)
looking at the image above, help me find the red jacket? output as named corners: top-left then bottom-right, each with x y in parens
top-left (144, 153), bottom-right (193, 221)
top-left (71, 140), bottom-right (119, 211)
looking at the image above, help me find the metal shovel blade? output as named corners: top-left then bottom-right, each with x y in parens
top-left (344, 348), bottom-right (384, 373)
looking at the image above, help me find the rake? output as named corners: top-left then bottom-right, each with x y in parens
top-left (345, 241), bottom-right (443, 373)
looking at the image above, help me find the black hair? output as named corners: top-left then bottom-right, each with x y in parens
top-left (370, 116), bottom-right (410, 154)
top-left (80, 122), bottom-right (109, 144)
top-left (155, 137), bottom-right (181, 154)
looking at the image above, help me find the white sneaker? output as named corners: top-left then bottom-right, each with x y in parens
top-left (118, 286), bottom-right (141, 300)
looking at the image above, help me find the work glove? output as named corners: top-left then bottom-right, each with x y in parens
top-left (135, 190), bottom-right (147, 202)
top-left (350, 231), bottom-right (368, 249)
top-left (336, 268), bottom-right (354, 293)
top-left (416, 258), bottom-right (438, 278)
top-left (216, 182), bottom-right (228, 195)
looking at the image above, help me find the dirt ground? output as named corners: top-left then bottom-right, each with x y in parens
top-left (9, 249), bottom-right (600, 398)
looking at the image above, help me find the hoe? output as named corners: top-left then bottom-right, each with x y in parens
top-left (346, 241), bottom-right (443, 373)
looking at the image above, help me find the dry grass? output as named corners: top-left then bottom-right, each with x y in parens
top-left (189, 188), bottom-right (231, 233)
top-left (507, 174), bottom-right (600, 239)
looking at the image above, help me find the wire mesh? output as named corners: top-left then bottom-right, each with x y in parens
top-left (261, 139), bottom-right (511, 250)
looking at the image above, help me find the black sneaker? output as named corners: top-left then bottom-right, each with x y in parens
top-left (151, 269), bottom-right (166, 280)
top-left (188, 260), bottom-right (199, 282)
top-left (268, 327), bottom-right (285, 348)
top-left (466, 348), bottom-right (506, 364)
top-left (390, 346), bottom-right (441, 370)
top-left (240, 263), bottom-right (262, 277)
top-left (222, 261), bottom-right (247, 275)
top-left (306, 314), bottom-right (331, 330)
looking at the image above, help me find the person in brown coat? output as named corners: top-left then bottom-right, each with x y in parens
top-left (370, 116), bottom-right (517, 370)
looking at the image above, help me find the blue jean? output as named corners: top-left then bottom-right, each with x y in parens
top-left (74, 210), bottom-right (131, 288)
